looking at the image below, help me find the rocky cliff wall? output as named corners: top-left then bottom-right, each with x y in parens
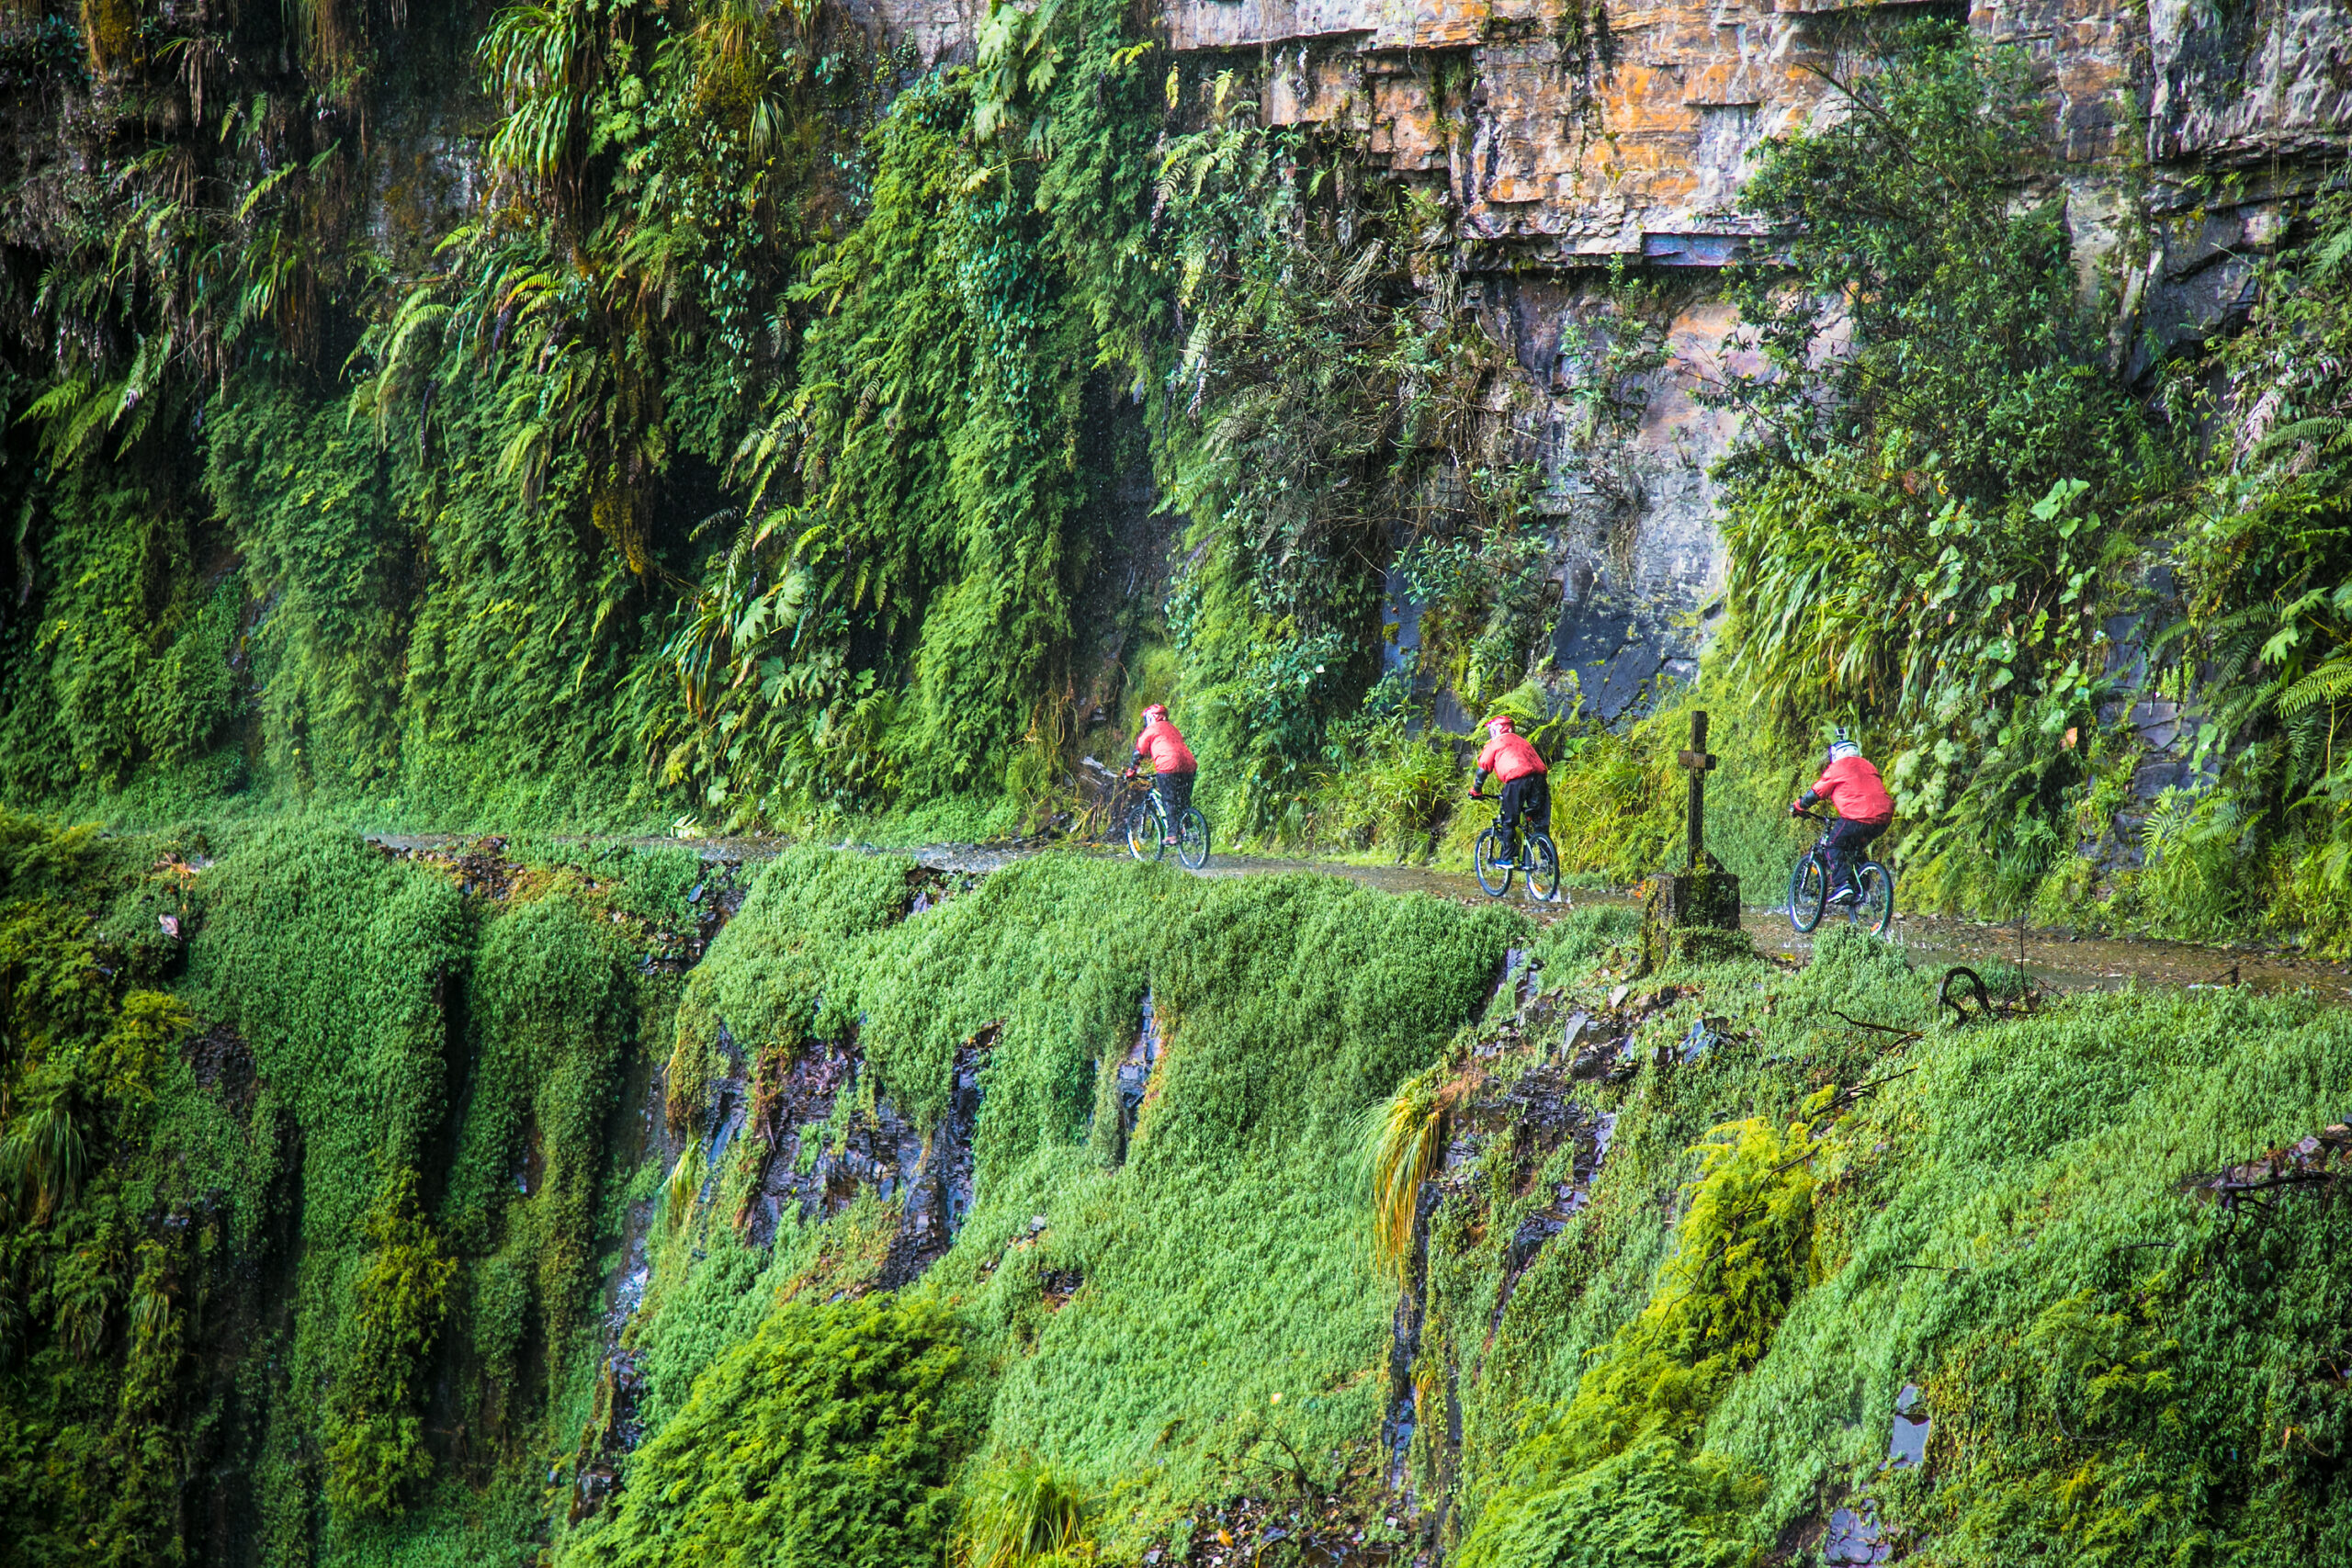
top-left (1117, 0), bottom-right (2346, 711)
top-left (3, 0), bottom-right (2346, 831)
top-left (827, 0), bottom-right (2349, 719)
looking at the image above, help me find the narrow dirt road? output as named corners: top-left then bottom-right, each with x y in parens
top-left (366, 831), bottom-right (2348, 999)
top-left (1202, 852), bottom-right (2346, 998)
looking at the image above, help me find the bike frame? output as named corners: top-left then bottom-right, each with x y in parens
top-left (1790, 807), bottom-right (1892, 934)
top-left (1793, 808), bottom-right (1835, 868)
top-left (1469, 794), bottom-right (1562, 901)
top-left (1121, 773), bottom-right (1211, 870)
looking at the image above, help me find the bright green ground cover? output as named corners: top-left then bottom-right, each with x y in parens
top-left (1419, 914), bottom-right (2352, 1565)
top-left (562, 852), bottom-right (2352, 1566)
top-left (4, 822), bottom-right (2350, 1567)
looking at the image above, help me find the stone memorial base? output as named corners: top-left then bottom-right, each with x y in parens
top-left (1653, 863), bottom-right (1740, 929)
top-left (1639, 857), bottom-right (1752, 973)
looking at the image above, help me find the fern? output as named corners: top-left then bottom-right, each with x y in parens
top-left (2277, 654), bottom-right (2352, 717)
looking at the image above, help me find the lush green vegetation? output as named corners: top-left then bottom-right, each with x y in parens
top-left (567, 1293), bottom-right (967, 1568)
top-left (0, 816), bottom-right (713, 1565)
top-left (13, 2), bottom-right (2346, 957)
top-left (0, 0), bottom-right (1563, 850)
top-left (12, 4), bottom-right (2352, 1560)
top-left (1408, 912), bottom-right (2352, 1566)
top-left (2, 807), bottom-right (2350, 1566)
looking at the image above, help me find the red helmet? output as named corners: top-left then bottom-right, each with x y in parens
top-left (1144, 703), bottom-right (1169, 721)
top-left (1482, 714), bottom-right (1516, 731)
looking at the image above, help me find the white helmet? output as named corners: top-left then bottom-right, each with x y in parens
top-left (1826, 738), bottom-right (1861, 763)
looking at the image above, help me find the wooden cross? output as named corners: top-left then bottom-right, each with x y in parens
top-left (1677, 709), bottom-right (1717, 873)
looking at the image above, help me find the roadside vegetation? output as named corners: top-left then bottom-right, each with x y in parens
top-left (7, 6), bottom-right (2350, 946)
top-left (7, 822), bottom-right (2346, 1563)
top-left (6, 1), bottom-right (2352, 1563)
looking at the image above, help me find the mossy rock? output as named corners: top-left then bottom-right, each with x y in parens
top-left (1658, 925), bottom-right (1758, 967)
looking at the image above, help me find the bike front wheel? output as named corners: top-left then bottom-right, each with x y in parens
top-left (1853, 862), bottom-right (1894, 935)
top-left (1176, 808), bottom-right (1211, 870)
top-left (1474, 828), bottom-right (1513, 897)
top-left (1788, 852), bottom-right (1827, 933)
top-left (1524, 834), bottom-right (1561, 903)
top-left (1127, 800), bottom-right (1167, 863)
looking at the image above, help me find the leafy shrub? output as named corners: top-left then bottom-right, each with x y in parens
top-left (561, 1294), bottom-right (966, 1568)
top-left (1708, 25), bottom-right (2155, 915)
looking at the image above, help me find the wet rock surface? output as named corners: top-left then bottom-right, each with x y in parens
top-left (730, 1028), bottom-right (989, 1286)
top-left (571, 1023), bottom-right (989, 1518)
top-left (1888, 1383), bottom-right (1930, 1470)
top-left (184, 1021), bottom-right (257, 1116)
top-left (1821, 1501), bottom-right (1894, 1565)
top-left (571, 1042), bottom-right (676, 1519)
top-left (1099, 988), bottom-right (1163, 1167)
top-left (1382, 964), bottom-right (1656, 1508)
top-left (1139, 1478), bottom-right (1411, 1568)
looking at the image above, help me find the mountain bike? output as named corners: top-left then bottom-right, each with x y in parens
top-left (1125, 776), bottom-right (1211, 871)
top-left (1788, 808), bottom-right (1893, 935)
top-left (1468, 793), bottom-right (1562, 903)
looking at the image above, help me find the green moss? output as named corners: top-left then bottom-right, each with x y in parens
top-left (561, 1294), bottom-right (966, 1568)
top-left (324, 1170), bottom-right (458, 1520)
top-left (447, 891), bottom-right (634, 1389)
top-left (1459, 1116), bottom-right (1816, 1568)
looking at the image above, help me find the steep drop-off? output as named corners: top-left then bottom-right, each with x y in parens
top-left (3, 821), bottom-right (2350, 1566)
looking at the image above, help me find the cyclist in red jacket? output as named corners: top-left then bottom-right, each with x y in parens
top-left (1467, 714), bottom-right (1549, 866)
top-left (1124, 703), bottom-right (1197, 847)
top-left (1792, 736), bottom-right (1894, 905)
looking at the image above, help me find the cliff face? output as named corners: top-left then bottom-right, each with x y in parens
top-left (1129, 0), bottom-right (2347, 700)
top-left (1, 0), bottom-right (2347, 893)
top-left (511, 0), bottom-right (2348, 716)
top-left (15, 817), bottom-right (2352, 1568)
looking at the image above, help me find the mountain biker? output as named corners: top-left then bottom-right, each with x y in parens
top-left (1467, 714), bottom-right (1550, 866)
top-left (1791, 736), bottom-right (1894, 906)
top-left (1124, 703), bottom-right (1197, 848)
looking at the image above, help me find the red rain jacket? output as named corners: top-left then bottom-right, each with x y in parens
top-left (1475, 731), bottom-right (1547, 783)
top-left (1132, 717), bottom-right (1197, 775)
top-left (1810, 756), bottom-right (1894, 824)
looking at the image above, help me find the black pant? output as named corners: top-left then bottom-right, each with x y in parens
top-left (1824, 816), bottom-right (1889, 894)
top-left (1498, 773), bottom-right (1551, 856)
top-left (1154, 770), bottom-right (1194, 833)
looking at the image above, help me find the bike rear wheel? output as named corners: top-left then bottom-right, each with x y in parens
top-left (1853, 862), bottom-right (1894, 935)
top-left (1788, 852), bottom-right (1827, 933)
top-left (1177, 807), bottom-right (1211, 870)
top-left (1524, 834), bottom-right (1561, 902)
top-left (1127, 798), bottom-right (1167, 863)
top-left (1474, 827), bottom-right (1513, 897)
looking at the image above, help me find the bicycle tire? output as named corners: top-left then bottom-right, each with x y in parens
top-left (1474, 827), bottom-right (1512, 897)
top-left (1524, 834), bottom-right (1561, 902)
top-left (1788, 852), bottom-right (1827, 933)
top-left (1127, 798), bottom-right (1166, 863)
top-left (1854, 862), bottom-right (1894, 935)
top-left (1177, 807), bottom-right (1211, 870)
